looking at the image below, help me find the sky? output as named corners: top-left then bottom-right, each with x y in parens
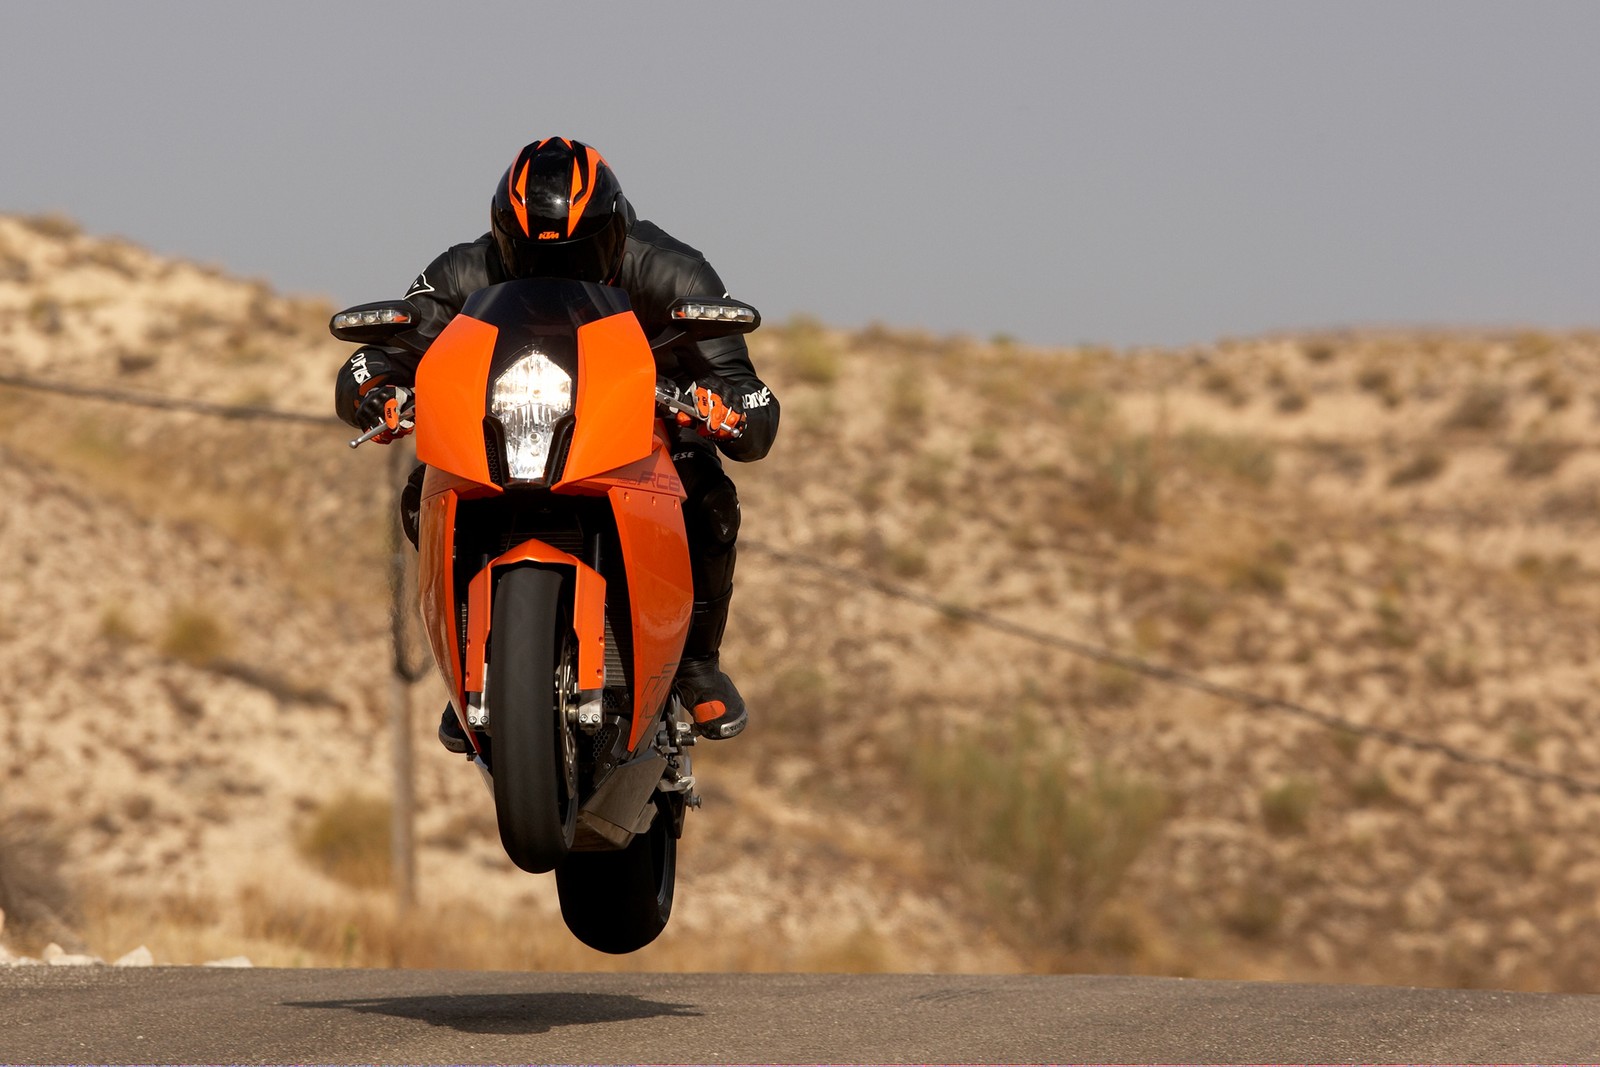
top-left (2, 0), bottom-right (1597, 347)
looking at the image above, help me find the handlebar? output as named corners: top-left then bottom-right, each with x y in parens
top-left (350, 391), bottom-right (704, 449)
top-left (348, 406), bottom-right (415, 449)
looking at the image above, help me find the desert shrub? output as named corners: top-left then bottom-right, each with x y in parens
top-left (0, 807), bottom-right (76, 951)
top-left (1301, 340), bottom-right (1337, 363)
top-left (1374, 596), bottom-right (1418, 649)
top-left (1540, 485), bottom-right (1600, 521)
top-left (1349, 769), bottom-right (1394, 807)
top-left (784, 315), bottom-right (840, 385)
top-left (1424, 647), bottom-right (1478, 688)
top-left (19, 213), bottom-right (80, 240)
top-left (1259, 777), bottom-right (1318, 835)
top-left (1506, 439), bottom-right (1574, 479)
top-left (1442, 384), bottom-right (1509, 432)
top-left (1228, 554), bottom-right (1288, 598)
top-left (1177, 429), bottom-right (1276, 488)
top-left (98, 605), bottom-right (140, 646)
top-left (753, 666), bottom-right (830, 735)
top-left (1513, 331), bottom-right (1557, 360)
top-left (1225, 888), bottom-right (1284, 940)
top-left (1086, 663), bottom-right (1144, 708)
top-left (1356, 366), bottom-right (1392, 393)
top-left (1528, 368), bottom-right (1573, 411)
top-left (27, 297), bottom-right (63, 335)
top-left (1171, 585), bottom-right (1220, 633)
top-left (1275, 389), bottom-right (1309, 414)
top-left (158, 606), bottom-right (230, 666)
top-left (886, 542), bottom-right (929, 579)
top-left (297, 794), bottom-right (392, 889)
top-left (1513, 552), bottom-right (1583, 596)
top-left (909, 721), bottom-right (1167, 951)
top-left (1078, 433), bottom-right (1161, 531)
top-left (1201, 367), bottom-right (1248, 406)
top-left (889, 367), bottom-right (927, 427)
top-left (1308, 441), bottom-right (1367, 481)
top-left (1329, 727), bottom-right (1363, 761)
top-left (1387, 450), bottom-right (1447, 487)
top-left (78, 240), bottom-right (140, 279)
top-left (905, 452), bottom-right (948, 502)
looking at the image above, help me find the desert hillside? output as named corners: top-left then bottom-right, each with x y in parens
top-left (2, 215), bottom-right (1599, 990)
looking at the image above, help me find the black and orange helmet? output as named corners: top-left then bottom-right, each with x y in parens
top-left (490, 138), bottom-right (630, 284)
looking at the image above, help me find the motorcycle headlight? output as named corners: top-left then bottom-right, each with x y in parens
top-left (490, 348), bottom-right (573, 483)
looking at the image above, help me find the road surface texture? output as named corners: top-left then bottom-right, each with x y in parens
top-left (2, 968), bottom-right (1598, 1064)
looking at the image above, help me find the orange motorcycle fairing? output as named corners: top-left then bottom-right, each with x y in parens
top-left (417, 488), bottom-right (462, 703)
top-left (580, 427), bottom-right (686, 498)
top-left (557, 311), bottom-right (657, 487)
top-left (415, 315), bottom-right (501, 488)
top-left (608, 479), bottom-right (694, 751)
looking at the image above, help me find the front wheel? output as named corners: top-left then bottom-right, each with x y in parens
top-left (489, 567), bottom-right (578, 874)
top-left (555, 810), bottom-right (677, 954)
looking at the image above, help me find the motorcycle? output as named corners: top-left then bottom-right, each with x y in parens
top-left (333, 279), bottom-right (759, 953)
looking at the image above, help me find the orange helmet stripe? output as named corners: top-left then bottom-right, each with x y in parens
top-left (511, 160), bottom-right (530, 236)
top-left (567, 146), bottom-right (601, 236)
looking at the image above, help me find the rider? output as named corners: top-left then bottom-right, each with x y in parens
top-left (333, 137), bottom-right (778, 743)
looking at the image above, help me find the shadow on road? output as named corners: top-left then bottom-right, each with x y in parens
top-left (287, 992), bottom-right (702, 1036)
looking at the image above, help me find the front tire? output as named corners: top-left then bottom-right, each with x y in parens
top-left (489, 567), bottom-right (578, 874)
top-left (555, 811), bottom-right (677, 953)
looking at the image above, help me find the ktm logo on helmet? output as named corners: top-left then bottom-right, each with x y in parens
top-left (538, 231), bottom-right (560, 240)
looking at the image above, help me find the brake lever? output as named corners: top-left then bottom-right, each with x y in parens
top-left (655, 387), bottom-right (698, 420)
top-left (348, 405), bottom-right (416, 448)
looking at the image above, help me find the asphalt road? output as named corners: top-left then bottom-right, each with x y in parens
top-left (2, 968), bottom-right (1598, 1064)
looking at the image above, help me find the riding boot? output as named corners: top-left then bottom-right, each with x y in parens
top-left (673, 588), bottom-right (747, 740)
top-left (437, 703), bottom-right (471, 754)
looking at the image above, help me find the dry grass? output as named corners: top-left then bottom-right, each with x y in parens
top-left (297, 794), bottom-right (392, 889)
top-left (158, 605), bottom-right (231, 666)
top-left (1388, 450), bottom-right (1448, 487)
top-left (0, 807), bottom-right (79, 953)
top-left (1442, 384), bottom-right (1509, 432)
top-left (781, 315), bottom-right (842, 385)
top-left (1259, 777), bottom-right (1318, 836)
top-left (908, 719), bottom-right (1167, 955)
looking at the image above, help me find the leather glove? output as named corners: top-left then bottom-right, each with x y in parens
top-left (355, 384), bottom-right (415, 444)
top-left (675, 374), bottom-right (746, 440)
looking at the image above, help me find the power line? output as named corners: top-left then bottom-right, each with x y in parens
top-left (0, 372), bottom-right (342, 426)
top-left (743, 541), bottom-right (1600, 799)
top-left (7, 370), bottom-right (1595, 797)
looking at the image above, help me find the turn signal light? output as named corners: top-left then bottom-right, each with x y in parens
top-left (671, 303), bottom-right (755, 323)
top-left (333, 308), bottom-right (412, 330)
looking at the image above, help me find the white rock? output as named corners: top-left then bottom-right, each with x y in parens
top-left (46, 952), bottom-right (104, 967)
top-left (203, 956), bottom-right (252, 968)
top-left (40, 942), bottom-right (105, 967)
top-left (113, 945), bottom-right (154, 968)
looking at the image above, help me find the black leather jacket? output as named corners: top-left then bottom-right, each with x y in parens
top-left (379, 220), bottom-right (778, 463)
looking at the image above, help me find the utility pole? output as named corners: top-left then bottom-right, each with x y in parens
top-left (387, 443), bottom-right (417, 912)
